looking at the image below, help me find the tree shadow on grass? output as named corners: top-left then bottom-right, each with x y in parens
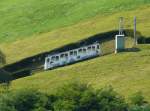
top-left (138, 36), bottom-right (150, 44)
top-left (0, 50), bottom-right (12, 83)
top-left (124, 48), bottom-right (141, 52)
top-left (0, 69), bottom-right (12, 84)
top-left (1, 29), bottom-right (146, 81)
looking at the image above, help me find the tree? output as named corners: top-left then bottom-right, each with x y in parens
top-left (129, 92), bottom-right (150, 111)
top-left (129, 92), bottom-right (145, 106)
top-left (96, 86), bottom-right (127, 111)
top-left (53, 83), bottom-right (127, 111)
top-left (53, 82), bottom-right (100, 111)
top-left (129, 104), bottom-right (150, 111)
top-left (13, 89), bottom-right (49, 111)
top-left (0, 50), bottom-right (6, 66)
top-left (0, 89), bottom-right (57, 111)
top-left (0, 92), bottom-right (16, 111)
top-left (0, 50), bottom-right (11, 84)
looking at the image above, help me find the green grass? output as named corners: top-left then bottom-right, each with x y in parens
top-left (0, 6), bottom-right (150, 65)
top-left (0, 0), bottom-right (150, 43)
top-left (11, 45), bottom-right (150, 101)
top-left (0, 0), bottom-right (149, 102)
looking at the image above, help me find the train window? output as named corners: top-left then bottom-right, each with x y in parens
top-left (47, 58), bottom-right (50, 62)
top-left (74, 51), bottom-right (77, 56)
top-left (78, 49), bottom-right (82, 53)
top-left (50, 61), bottom-right (54, 64)
top-left (70, 51), bottom-right (74, 56)
top-left (32, 59), bottom-right (36, 62)
top-left (39, 57), bottom-right (41, 60)
top-left (60, 54), bottom-right (65, 58)
top-left (92, 46), bottom-right (95, 50)
top-left (51, 56), bottom-right (56, 61)
top-left (87, 46), bottom-right (91, 50)
top-left (83, 49), bottom-right (86, 53)
top-left (65, 53), bottom-right (68, 58)
top-left (56, 56), bottom-right (59, 61)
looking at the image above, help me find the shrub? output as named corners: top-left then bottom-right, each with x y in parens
top-left (129, 104), bottom-right (150, 111)
top-left (0, 93), bottom-right (16, 111)
top-left (1, 82), bottom-right (149, 111)
top-left (12, 89), bottom-right (48, 111)
top-left (96, 86), bottom-right (128, 111)
top-left (78, 89), bottom-right (100, 111)
top-left (0, 89), bottom-right (56, 111)
top-left (53, 82), bottom-right (100, 111)
top-left (129, 92), bottom-right (150, 111)
top-left (53, 99), bottom-right (77, 111)
top-left (129, 92), bottom-right (145, 106)
top-left (45, 94), bottom-right (57, 110)
top-left (53, 83), bottom-right (127, 111)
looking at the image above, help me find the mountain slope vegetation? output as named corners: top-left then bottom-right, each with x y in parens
top-left (11, 45), bottom-right (150, 101)
top-left (0, 0), bottom-right (149, 43)
top-left (0, 0), bottom-right (150, 103)
top-left (0, 5), bottom-right (150, 65)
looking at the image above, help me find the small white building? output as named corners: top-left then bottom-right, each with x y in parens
top-left (44, 43), bottom-right (101, 70)
top-left (115, 34), bottom-right (125, 53)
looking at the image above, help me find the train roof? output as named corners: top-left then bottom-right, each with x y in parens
top-left (46, 43), bottom-right (100, 57)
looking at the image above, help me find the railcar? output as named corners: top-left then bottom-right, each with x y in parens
top-left (44, 43), bottom-right (101, 70)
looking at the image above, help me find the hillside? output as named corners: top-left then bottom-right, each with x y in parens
top-left (0, 5), bottom-right (150, 65)
top-left (11, 45), bottom-right (150, 101)
top-left (0, 0), bottom-right (150, 103)
top-left (0, 0), bottom-right (149, 43)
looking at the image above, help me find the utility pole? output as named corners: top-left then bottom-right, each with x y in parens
top-left (119, 17), bottom-right (124, 35)
top-left (134, 16), bottom-right (137, 46)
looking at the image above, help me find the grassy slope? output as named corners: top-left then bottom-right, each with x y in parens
top-left (0, 6), bottom-right (150, 65)
top-left (11, 45), bottom-right (150, 101)
top-left (0, 0), bottom-right (149, 102)
top-left (0, 0), bottom-right (149, 43)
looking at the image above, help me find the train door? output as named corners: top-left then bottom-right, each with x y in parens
top-left (69, 51), bottom-right (74, 62)
top-left (60, 53), bottom-right (68, 65)
top-left (77, 48), bottom-right (83, 60)
top-left (50, 56), bottom-right (59, 67)
top-left (96, 44), bottom-right (101, 55)
top-left (82, 48), bottom-right (87, 59)
top-left (44, 57), bottom-right (50, 70)
top-left (87, 46), bottom-right (92, 57)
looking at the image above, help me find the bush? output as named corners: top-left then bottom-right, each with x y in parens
top-left (129, 104), bottom-right (150, 111)
top-left (53, 82), bottom-right (100, 111)
top-left (78, 89), bottom-right (100, 111)
top-left (0, 93), bottom-right (16, 111)
top-left (96, 86), bottom-right (127, 111)
top-left (45, 94), bottom-right (57, 110)
top-left (0, 89), bottom-right (56, 111)
top-left (129, 92), bottom-right (150, 111)
top-left (129, 92), bottom-right (145, 106)
top-left (12, 89), bottom-right (49, 111)
top-left (53, 99), bottom-right (77, 111)
top-left (53, 83), bottom-right (127, 111)
top-left (0, 82), bottom-right (149, 111)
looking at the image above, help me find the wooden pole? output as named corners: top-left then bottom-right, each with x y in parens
top-left (119, 17), bottom-right (124, 35)
top-left (134, 17), bottom-right (137, 46)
